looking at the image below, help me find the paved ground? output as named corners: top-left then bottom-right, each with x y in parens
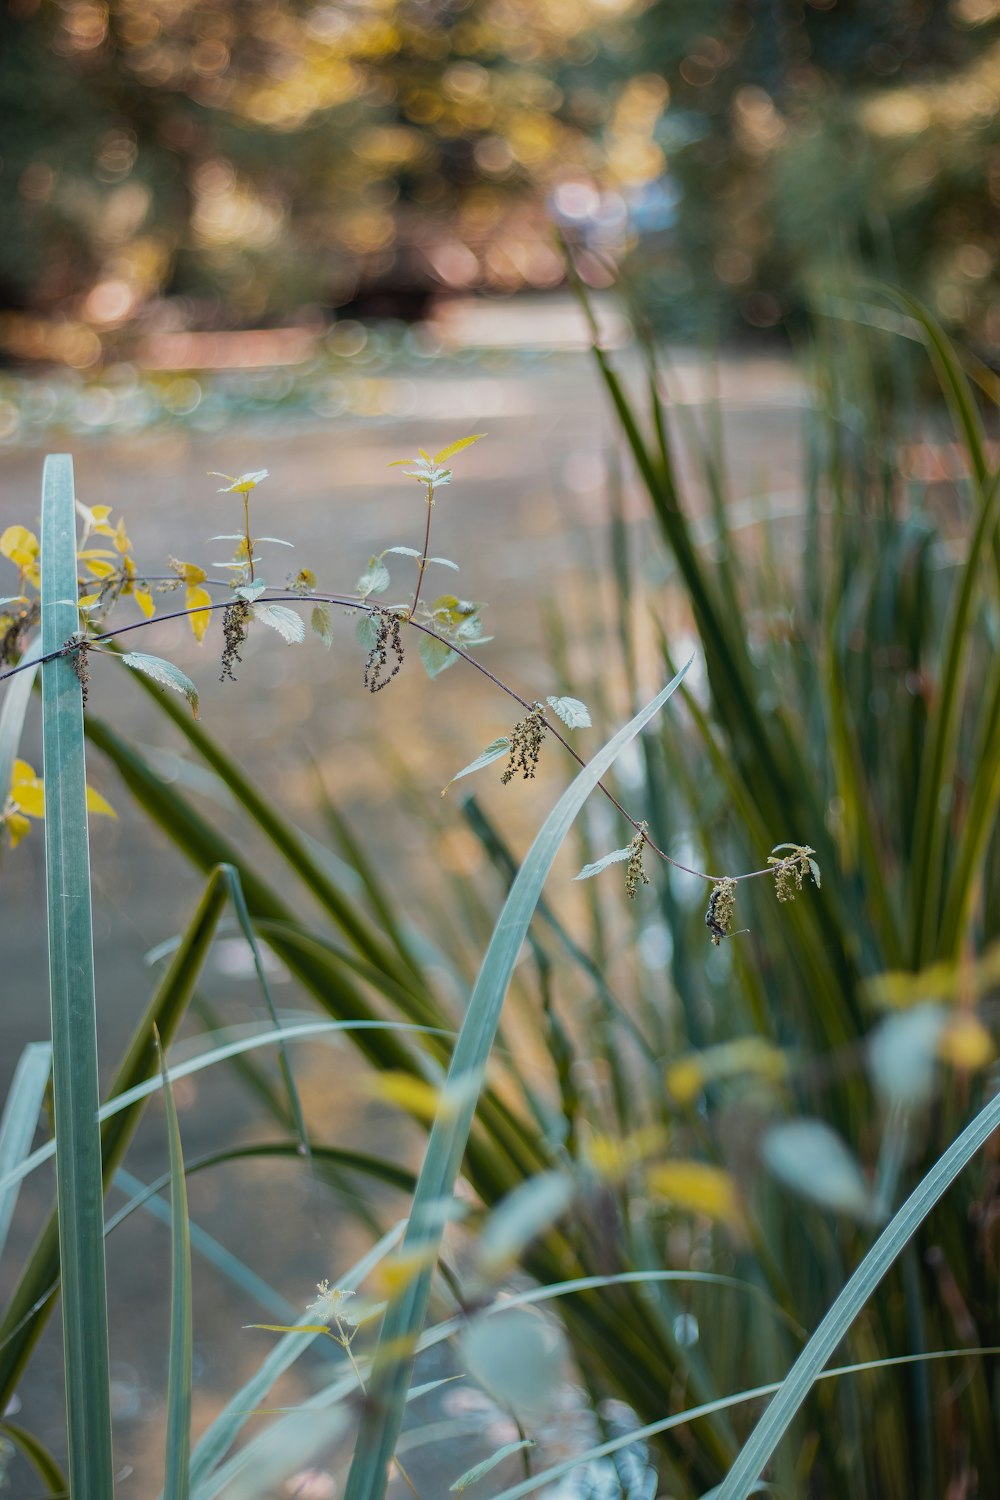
top-left (0, 331), bottom-right (807, 1495)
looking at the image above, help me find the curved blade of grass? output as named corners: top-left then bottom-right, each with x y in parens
top-left (0, 1043), bottom-right (51, 1262)
top-left (40, 452), bottom-right (114, 1498)
top-left (186, 1219), bottom-right (406, 1492)
top-left (485, 1347), bottom-right (1000, 1500)
top-left (157, 1029), bottom-right (193, 1500)
top-left (0, 1418), bottom-right (68, 1494)
top-left (0, 867), bottom-right (228, 1407)
top-left (938, 648), bottom-right (1000, 955)
top-left (343, 658), bottom-right (694, 1500)
top-left (714, 1085), bottom-right (1000, 1500)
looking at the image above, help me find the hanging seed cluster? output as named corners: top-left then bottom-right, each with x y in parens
top-left (768, 846), bottom-right (816, 903)
top-left (66, 638), bottom-right (90, 707)
top-left (501, 703), bottom-right (547, 784)
top-left (364, 607), bottom-right (404, 692)
top-left (705, 878), bottom-right (737, 944)
top-left (220, 599), bottom-right (253, 682)
top-left (626, 823), bottom-right (651, 899)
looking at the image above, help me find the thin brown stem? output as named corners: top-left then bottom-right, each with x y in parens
top-left (408, 485), bottom-right (435, 620)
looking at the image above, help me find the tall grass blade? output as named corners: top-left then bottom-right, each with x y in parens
top-left (0, 634), bottom-right (41, 814)
top-left (714, 1086), bottom-right (1000, 1500)
top-left (0, 1419), bottom-right (68, 1493)
top-left (39, 452), bottom-right (114, 1497)
top-left (0, 867), bottom-right (228, 1406)
top-left (157, 1030), bottom-right (193, 1500)
top-left (0, 1043), bottom-right (51, 1261)
top-left (343, 658), bottom-right (694, 1500)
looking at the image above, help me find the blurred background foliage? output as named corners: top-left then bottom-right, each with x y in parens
top-left (5, 0), bottom-right (1000, 364)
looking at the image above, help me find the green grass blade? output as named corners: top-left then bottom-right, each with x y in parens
top-left (714, 1085), bottom-right (1000, 1500)
top-left (343, 658), bottom-right (694, 1500)
top-left (0, 1043), bottom-right (51, 1262)
top-left (0, 1419), bottom-right (68, 1494)
top-left (157, 1030), bottom-right (193, 1500)
top-left (0, 634), bottom-right (41, 814)
top-left (40, 452), bottom-right (114, 1498)
top-left (0, 868), bottom-right (228, 1408)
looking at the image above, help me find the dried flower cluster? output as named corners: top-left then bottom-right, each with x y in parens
top-left (220, 599), bottom-right (253, 682)
top-left (66, 638), bottom-right (90, 707)
top-left (768, 845), bottom-right (817, 903)
top-left (705, 878), bottom-right (737, 944)
top-left (501, 703), bottom-right (547, 784)
top-left (364, 607), bottom-right (405, 693)
top-left (626, 824), bottom-right (651, 900)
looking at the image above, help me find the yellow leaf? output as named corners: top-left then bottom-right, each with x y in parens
top-left (5, 811), bottom-right (32, 848)
top-left (91, 504), bottom-right (112, 523)
top-left (433, 434), bottom-right (486, 465)
top-left (365, 1072), bottom-right (451, 1122)
top-left (85, 559), bottom-right (117, 579)
top-left (114, 517), bottom-right (130, 555)
top-left (86, 786), bottom-right (117, 819)
top-left (76, 548), bottom-right (117, 561)
top-left (939, 1014), bottom-right (994, 1071)
top-left (11, 759), bottom-right (44, 819)
top-left (78, 594), bottom-right (102, 609)
top-left (666, 1038), bottom-right (787, 1106)
top-left (1, 525), bottom-right (39, 568)
top-left (646, 1160), bottom-right (743, 1227)
top-left (186, 585), bottom-right (212, 642)
top-left (586, 1126), bottom-right (666, 1182)
top-left (209, 469), bottom-right (269, 495)
top-left (368, 1248), bottom-right (437, 1302)
top-left (172, 559), bottom-right (206, 587)
top-left (12, 757), bottom-right (37, 784)
top-left (134, 588), bottom-right (156, 619)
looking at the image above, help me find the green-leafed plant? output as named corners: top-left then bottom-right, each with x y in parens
top-left (1, 285), bottom-right (999, 1500)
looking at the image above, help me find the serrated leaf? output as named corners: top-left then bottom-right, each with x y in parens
top-left (252, 603), bottom-right (305, 644)
top-left (418, 634), bottom-right (458, 678)
top-left (429, 556), bottom-right (459, 571)
top-left (808, 858), bottom-right (822, 888)
top-left (356, 613), bottom-right (378, 650)
top-left (450, 1440), bottom-right (535, 1493)
top-left (121, 652), bottom-right (199, 718)
top-left (433, 434), bottom-right (486, 465)
top-left (574, 846), bottom-right (633, 880)
top-left (357, 556), bottom-right (390, 598)
top-left (234, 580), bottom-right (266, 602)
top-left (546, 695), bottom-right (591, 729)
top-left (383, 546), bottom-right (422, 559)
top-left (441, 738), bottom-right (510, 796)
top-left (311, 603), bottom-right (334, 648)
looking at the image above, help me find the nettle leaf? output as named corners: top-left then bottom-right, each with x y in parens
top-left (356, 614), bottom-right (379, 651)
top-left (383, 546), bottom-right (422, 559)
top-left (762, 1118), bottom-right (879, 1223)
top-left (433, 434), bottom-right (486, 465)
top-left (441, 738), bottom-right (511, 796)
top-left (121, 652), bottom-right (199, 719)
top-left (255, 536), bottom-right (294, 547)
top-left (208, 534), bottom-right (245, 542)
top-left (429, 556), bottom-right (459, 571)
top-left (252, 603), bottom-right (305, 644)
top-left (356, 557), bottom-right (390, 598)
top-left (418, 634), bottom-right (458, 679)
top-left (450, 1440), bottom-right (535, 1493)
top-left (546, 695), bottom-right (592, 730)
top-left (234, 580), bottom-right (266, 602)
top-left (311, 603), bottom-right (334, 648)
top-left (575, 846), bottom-right (633, 880)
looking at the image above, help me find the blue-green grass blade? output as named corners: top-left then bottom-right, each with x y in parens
top-left (714, 1086), bottom-right (1000, 1500)
top-left (0, 634), bottom-right (41, 816)
top-left (0, 1043), bottom-right (51, 1262)
top-left (0, 868), bottom-right (227, 1407)
top-left (40, 452), bottom-right (114, 1498)
top-left (343, 658), bottom-right (694, 1500)
top-left (157, 1029), bottom-right (193, 1500)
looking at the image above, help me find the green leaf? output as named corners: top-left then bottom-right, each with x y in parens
top-left (252, 602), bottom-right (305, 644)
top-left (342, 658), bottom-right (694, 1500)
top-left (433, 434), bottom-right (486, 465)
top-left (441, 738), bottom-right (511, 795)
top-left (357, 556), bottom-right (390, 597)
top-left (121, 652), bottom-right (200, 719)
top-left (574, 846), bottom-right (632, 880)
top-left (761, 1119), bottom-right (878, 1223)
top-left (477, 1171), bottom-right (576, 1277)
top-left (429, 556), bottom-right (460, 571)
top-left (383, 546), bottom-right (421, 559)
top-left (157, 1030), bottom-right (193, 1500)
top-left (356, 613), bottom-right (378, 651)
top-left (418, 633), bottom-right (458, 678)
top-left (0, 1042), bottom-right (51, 1262)
top-left (450, 1440), bottom-right (535, 1492)
top-left (311, 602), bottom-right (334, 648)
top-left (234, 580), bottom-right (266, 601)
top-left (39, 453), bottom-right (115, 1497)
top-left (460, 1310), bottom-right (565, 1420)
top-left (546, 695), bottom-right (591, 730)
